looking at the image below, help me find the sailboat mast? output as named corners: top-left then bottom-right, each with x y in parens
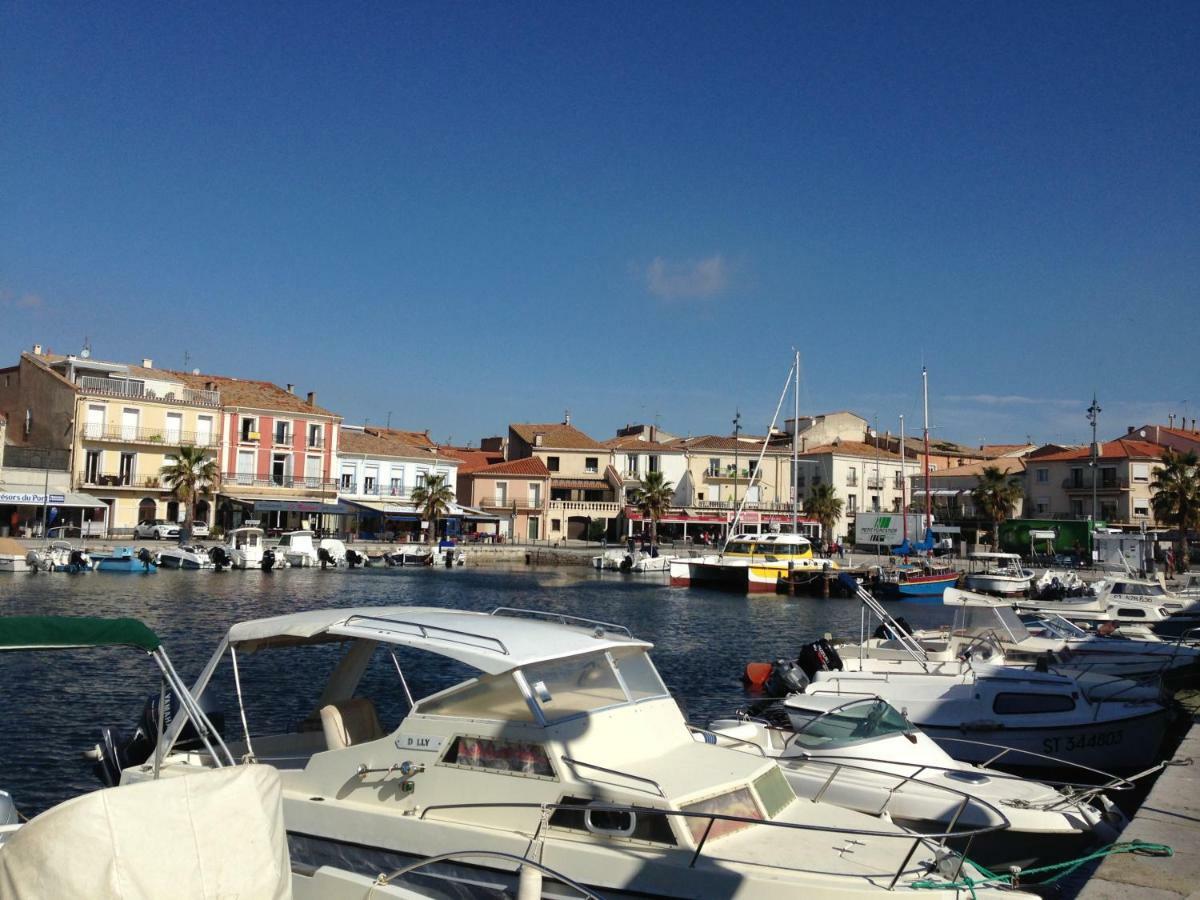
top-left (900, 414), bottom-right (907, 543)
top-left (922, 366), bottom-right (931, 534)
top-left (792, 349), bottom-right (799, 535)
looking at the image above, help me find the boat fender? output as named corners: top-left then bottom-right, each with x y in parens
top-left (743, 661), bottom-right (773, 688)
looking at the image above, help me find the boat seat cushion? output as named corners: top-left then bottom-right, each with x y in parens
top-left (320, 698), bottom-right (384, 750)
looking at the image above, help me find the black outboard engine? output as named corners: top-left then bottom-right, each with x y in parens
top-left (318, 546), bottom-right (334, 569)
top-left (91, 693), bottom-right (225, 787)
top-left (797, 637), bottom-right (845, 680)
top-left (619, 555), bottom-right (634, 572)
top-left (261, 548), bottom-right (276, 571)
top-left (68, 549), bottom-right (88, 573)
top-left (137, 547), bottom-right (154, 570)
top-left (345, 549), bottom-right (363, 568)
top-left (209, 545), bottom-right (231, 571)
top-left (764, 658), bottom-right (810, 697)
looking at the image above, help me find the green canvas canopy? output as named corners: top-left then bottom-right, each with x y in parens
top-left (0, 616), bottom-right (161, 652)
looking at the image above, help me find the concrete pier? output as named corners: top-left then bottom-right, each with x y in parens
top-left (1075, 712), bottom-right (1200, 900)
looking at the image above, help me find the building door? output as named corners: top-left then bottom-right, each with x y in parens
top-left (122, 408), bottom-right (139, 441)
top-left (272, 454), bottom-right (289, 486)
top-left (529, 483), bottom-right (541, 506)
top-left (495, 481), bottom-right (508, 504)
top-left (86, 405), bottom-right (106, 439)
top-left (528, 517), bottom-right (539, 541)
top-left (85, 450), bottom-right (102, 484)
top-left (119, 452), bottom-right (135, 486)
top-left (237, 450), bottom-right (255, 485)
top-left (196, 415), bottom-right (213, 447)
top-left (165, 412), bottom-right (182, 445)
top-left (138, 497), bottom-right (157, 523)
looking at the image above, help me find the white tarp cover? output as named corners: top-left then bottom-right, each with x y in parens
top-left (0, 765), bottom-right (290, 899)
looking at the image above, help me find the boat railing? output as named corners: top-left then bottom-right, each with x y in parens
top-left (932, 736), bottom-right (1139, 788)
top-left (842, 573), bottom-right (930, 671)
top-left (372, 850), bottom-right (603, 898)
top-left (415, 797), bottom-right (1007, 889)
top-left (560, 756), bottom-right (667, 798)
top-left (685, 724), bottom-right (768, 756)
top-left (490, 607), bottom-right (633, 638)
top-left (340, 615), bottom-right (510, 657)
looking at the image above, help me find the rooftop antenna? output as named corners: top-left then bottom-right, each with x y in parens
top-left (183, 349), bottom-right (190, 371)
top-left (80, 336), bottom-right (91, 359)
top-left (386, 411), bottom-right (392, 429)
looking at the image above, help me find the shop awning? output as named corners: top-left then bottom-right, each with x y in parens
top-left (456, 505), bottom-right (500, 521)
top-left (342, 498), bottom-right (417, 516)
top-left (912, 489), bottom-right (964, 498)
top-left (0, 488), bottom-right (107, 508)
top-left (253, 499), bottom-right (357, 515)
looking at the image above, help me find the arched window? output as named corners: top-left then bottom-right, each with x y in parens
top-left (195, 499), bottom-right (211, 524)
top-left (166, 500), bottom-right (180, 523)
top-left (138, 498), bottom-right (157, 523)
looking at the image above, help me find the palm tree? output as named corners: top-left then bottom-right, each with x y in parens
top-left (410, 472), bottom-right (455, 545)
top-left (1151, 449), bottom-right (1200, 570)
top-left (159, 446), bottom-right (218, 544)
top-left (631, 471), bottom-right (674, 549)
top-left (971, 465), bottom-right (1024, 548)
top-left (805, 483), bottom-right (843, 550)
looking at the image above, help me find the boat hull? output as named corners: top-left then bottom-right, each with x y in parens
top-left (964, 574), bottom-right (1032, 595)
top-left (887, 574), bottom-right (960, 602)
top-left (924, 708), bottom-right (1170, 771)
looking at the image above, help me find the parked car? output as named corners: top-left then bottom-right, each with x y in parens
top-left (190, 521), bottom-right (210, 538)
top-left (133, 519), bottom-right (180, 540)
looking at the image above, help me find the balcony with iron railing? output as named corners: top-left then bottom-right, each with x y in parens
top-left (866, 477), bottom-right (885, 489)
top-left (226, 472), bottom-right (338, 491)
top-left (704, 468), bottom-right (759, 483)
top-left (481, 495), bottom-right (543, 510)
top-left (694, 499), bottom-right (798, 512)
top-left (547, 500), bottom-right (622, 514)
top-left (80, 424), bottom-right (219, 448)
top-left (77, 471), bottom-right (166, 490)
top-left (77, 375), bottom-right (221, 406)
top-left (845, 475), bottom-right (858, 487)
top-left (1062, 476), bottom-right (1129, 491)
top-left (271, 431), bottom-right (295, 448)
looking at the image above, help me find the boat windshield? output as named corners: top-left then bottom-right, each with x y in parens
top-left (1023, 615), bottom-right (1088, 639)
top-left (788, 698), bottom-right (912, 750)
top-left (725, 541), bottom-right (757, 554)
top-left (520, 648), bottom-right (670, 724)
top-left (954, 605), bottom-right (1031, 643)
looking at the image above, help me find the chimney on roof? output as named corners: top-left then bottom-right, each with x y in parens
top-left (31, 343), bottom-right (42, 355)
top-left (534, 432), bottom-right (544, 447)
top-left (564, 410), bottom-right (571, 426)
top-left (142, 358), bottom-right (153, 369)
top-left (204, 381), bottom-right (216, 391)
top-left (286, 384), bottom-right (295, 394)
top-left (1127, 426), bottom-right (1134, 434)
top-left (191, 368), bottom-right (200, 375)
top-left (1169, 414), bottom-right (1175, 427)
top-left (306, 391), bottom-right (316, 407)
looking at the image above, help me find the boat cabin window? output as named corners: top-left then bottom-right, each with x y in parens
top-left (441, 735), bottom-right (554, 777)
top-left (1116, 607), bottom-right (1146, 618)
top-left (681, 786), bottom-right (763, 843)
top-left (611, 648), bottom-right (669, 701)
top-left (788, 699), bottom-right (912, 749)
top-left (522, 651), bottom-right (627, 722)
top-left (753, 766), bottom-right (796, 818)
top-left (992, 692), bottom-right (1076, 714)
top-left (955, 605), bottom-right (1030, 643)
top-left (415, 671), bottom-right (536, 722)
top-left (725, 541), bottom-right (756, 554)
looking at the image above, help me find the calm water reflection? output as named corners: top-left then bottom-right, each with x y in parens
top-left (0, 565), bottom-right (952, 813)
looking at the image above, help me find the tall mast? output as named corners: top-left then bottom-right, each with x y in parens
top-left (792, 349), bottom-right (799, 535)
top-left (922, 366), bottom-right (931, 535)
top-left (900, 413), bottom-right (907, 544)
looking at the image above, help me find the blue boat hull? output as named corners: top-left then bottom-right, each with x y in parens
top-left (886, 574), bottom-right (959, 602)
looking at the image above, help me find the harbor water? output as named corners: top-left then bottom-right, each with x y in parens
top-left (0, 565), bottom-right (961, 815)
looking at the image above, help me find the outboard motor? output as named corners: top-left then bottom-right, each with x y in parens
top-left (619, 554), bottom-right (634, 572)
top-left (764, 658), bottom-right (809, 697)
top-left (345, 549), bottom-right (363, 568)
top-left (68, 549), bottom-right (89, 573)
top-left (209, 546), bottom-right (231, 571)
top-left (261, 548), bottom-right (276, 571)
top-left (137, 547), bottom-right (154, 570)
top-left (797, 637), bottom-right (844, 680)
top-left (89, 693), bottom-right (225, 787)
top-left (318, 546), bottom-right (335, 569)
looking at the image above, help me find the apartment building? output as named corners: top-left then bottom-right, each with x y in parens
top-left (171, 373), bottom-right (344, 532)
top-left (1023, 439), bottom-right (1165, 525)
top-left (456, 456), bottom-right (550, 541)
top-left (913, 457), bottom-right (1028, 542)
top-left (797, 439), bottom-right (917, 543)
top-left (0, 348), bottom-right (224, 532)
top-left (507, 420), bottom-right (621, 540)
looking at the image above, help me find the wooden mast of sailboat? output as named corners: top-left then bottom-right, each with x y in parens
top-left (922, 366), bottom-right (932, 541)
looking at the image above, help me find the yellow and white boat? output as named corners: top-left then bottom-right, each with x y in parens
top-left (669, 533), bottom-right (838, 593)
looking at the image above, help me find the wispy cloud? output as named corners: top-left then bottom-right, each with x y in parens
top-left (0, 290), bottom-right (44, 309)
top-left (945, 393), bottom-right (1077, 408)
top-left (642, 254), bottom-right (730, 300)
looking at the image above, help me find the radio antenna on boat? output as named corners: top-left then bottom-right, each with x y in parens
top-left (792, 349), bottom-right (800, 538)
top-left (922, 366), bottom-right (932, 540)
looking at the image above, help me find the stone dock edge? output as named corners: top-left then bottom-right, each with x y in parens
top-left (1075, 711), bottom-right (1200, 899)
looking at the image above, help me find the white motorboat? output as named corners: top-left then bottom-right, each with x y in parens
top-left (276, 530), bottom-right (319, 567)
top-left (124, 606), bottom-right (1026, 899)
top-left (963, 553), bottom-right (1034, 596)
top-left (157, 545), bottom-right (215, 570)
top-left (223, 526), bottom-right (267, 570)
top-left (385, 545), bottom-right (465, 567)
top-left (317, 538), bottom-right (348, 567)
top-left (1016, 574), bottom-right (1200, 638)
top-left (24, 540), bottom-right (92, 573)
top-left (706, 694), bottom-right (1125, 870)
top-left (669, 533), bottom-right (837, 593)
top-left (594, 548), bottom-right (676, 572)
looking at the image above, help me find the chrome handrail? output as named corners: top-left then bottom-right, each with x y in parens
top-left (375, 850), bottom-right (604, 898)
top-left (933, 736), bottom-right (1138, 787)
top-left (490, 607), bottom-right (633, 638)
top-left (686, 724), bottom-right (768, 757)
top-left (340, 615), bottom-right (509, 656)
top-left (560, 757), bottom-right (667, 798)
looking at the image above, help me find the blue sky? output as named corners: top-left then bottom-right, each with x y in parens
top-left (3, 2), bottom-right (1197, 447)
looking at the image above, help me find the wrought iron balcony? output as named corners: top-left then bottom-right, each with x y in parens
top-left (80, 424), bottom-right (218, 447)
top-left (78, 375), bottom-right (220, 406)
top-left (77, 471), bottom-right (166, 490)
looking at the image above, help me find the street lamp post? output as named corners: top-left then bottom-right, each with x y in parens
top-left (1087, 393), bottom-right (1102, 558)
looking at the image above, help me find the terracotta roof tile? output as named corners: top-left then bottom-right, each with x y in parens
top-left (799, 441), bottom-right (904, 461)
top-left (930, 457), bottom-right (1026, 478)
top-left (168, 370), bottom-right (340, 417)
top-left (1031, 439), bottom-right (1166, 463)
top-left (510, 422), bottom-right (604, 450)
top-left (675, 435), bottom-right (786, 453)
top-left (339, 428), bottom-right (432, 459)
top-left (469, 457), bottom-right (551, 477)
top-left (443, 448), bottom-right (506, 472)
top-left (602, 435), bottom-right (680, 451)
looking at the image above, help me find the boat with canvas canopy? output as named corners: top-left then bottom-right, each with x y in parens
top-left (121, 605), bottom-right (1030, 898)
